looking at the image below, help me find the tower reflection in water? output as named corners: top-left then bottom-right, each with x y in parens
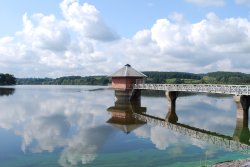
top-left (108, 90), bottom-right (250, 154)
top-left (107, 90), bottom-right (146, 134)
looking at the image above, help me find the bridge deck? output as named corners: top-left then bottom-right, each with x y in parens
top-left (133, 84), bottom-right (250, 95)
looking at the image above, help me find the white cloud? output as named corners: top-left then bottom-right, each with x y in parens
top-left (235, 0), bottom-right (250, 6)
top-left (60, 0), bottom-right (118, 41)
top-left (1, 0), bottom-right (250, 77)
top-left (20, 13), bottom-right (70, 51)
top-left (0, 0), bottom-right (120, 77)
top-left (0, 36), bottom-right (14, 44)
top-left (169, 12), bottom-right (185, 23)
top-left (149, 13), bottom-right (250, 72)
top-left (185, 0), bottom-right (225, 6)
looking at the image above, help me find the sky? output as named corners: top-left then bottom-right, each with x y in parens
top-left (0, 0), bottom-right (250, 78)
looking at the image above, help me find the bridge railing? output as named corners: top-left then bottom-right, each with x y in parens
top-left (133, 84), bottom-right (250, 95)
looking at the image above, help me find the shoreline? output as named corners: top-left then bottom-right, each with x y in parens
top-left (209, 158), bottom-right (250, 167)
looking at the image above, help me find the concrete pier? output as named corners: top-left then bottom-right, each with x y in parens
top-left (165, 91), bottom-right (178, 123)
top-left (115, 89), bottom-right (141, 104)
top-left (234, 95), bottom-right (250, 127)
top-left (233, 95), bottom-right (250, 144)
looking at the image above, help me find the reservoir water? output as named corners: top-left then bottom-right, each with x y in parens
top-left (0, 85), bottom-right (249, 167)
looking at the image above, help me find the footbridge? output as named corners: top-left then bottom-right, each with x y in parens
top-left (133, 84), bottom-right (250, 96)
top-left (110, 65), bottom-right (250, 154)
top-left (108, 89), bottom-right (250, 155)
top-left (132, 84), bottom-right (250, 127)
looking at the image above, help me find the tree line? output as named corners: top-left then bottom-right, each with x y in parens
top-left (143, 71), bottom-right (202, 84)
top-left (143, 71), bottom-right (250, 85)
top-left (13, 71), bottom-right (250, 85)
top-left (0, 73), bottom-right (16, 85)
top-left (17, 76), bottom-right (110, 85)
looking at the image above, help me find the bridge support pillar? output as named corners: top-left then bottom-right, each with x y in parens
top-left (234, 95), bottom-right (250, 127)
top-left (233, 95), bottom-right (250, 143)
top-left (165, 91), bottom-right (178, 123)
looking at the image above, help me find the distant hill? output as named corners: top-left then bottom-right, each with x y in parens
top-left (204, 71), bottom-right (250, 84)
top-left (143, 71), bottom-right (250, 85)
top-left (16, 71), bottom-right (250, 85)
top-left (143, 71), bottom-right (202, 84)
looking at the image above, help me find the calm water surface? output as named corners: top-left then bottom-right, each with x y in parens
top-left (0, 85), bottom-right (249, 167)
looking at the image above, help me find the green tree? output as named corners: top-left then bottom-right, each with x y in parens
top-left (0, 74), bottom-right (16, 85)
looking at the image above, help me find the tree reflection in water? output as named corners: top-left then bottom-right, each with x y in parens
top-left (0, 88), bottom-right (15, 96)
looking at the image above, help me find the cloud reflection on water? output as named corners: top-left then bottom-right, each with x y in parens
top-left (19, 114), bottom-right (70, 153)
top-left (59, 126), bottom-right (114, 167)
top-left (0, 86), bottom-right (114, 166)
top-left (0, 87), bottom-right (244, 166)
